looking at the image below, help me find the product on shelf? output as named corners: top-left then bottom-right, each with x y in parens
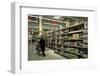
top-left (45, 21), bottom-right (88, 59)
top-left (72, 34), bottom-right (79, 39)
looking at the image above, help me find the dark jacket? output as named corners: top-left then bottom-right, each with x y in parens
top-left (40, 38), bottom-right (45, 50)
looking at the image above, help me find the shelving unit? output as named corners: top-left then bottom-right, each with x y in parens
top-left (28, 16), bottom-right (39, 44)
top-left (46, 22), bottom-right (88, 59)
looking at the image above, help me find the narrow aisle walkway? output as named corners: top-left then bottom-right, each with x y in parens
top-left (28, 43), bottom-right (65, 60)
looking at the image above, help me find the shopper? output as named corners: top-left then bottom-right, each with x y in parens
top-left (32, 35), bottom-right (35, 45)
top-left (39, 37), bottom-right (46, 56)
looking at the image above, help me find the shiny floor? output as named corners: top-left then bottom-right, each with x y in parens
top-left (28, 42), bottom-right (65, 61)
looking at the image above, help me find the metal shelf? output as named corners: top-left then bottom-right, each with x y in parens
top-left (67, 30), bottom-right (83, 34)
top-left (67, 23), bottom-right (84, 29)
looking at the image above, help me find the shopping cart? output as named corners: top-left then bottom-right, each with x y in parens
top-left (35, 42), bottom-right (41, 55)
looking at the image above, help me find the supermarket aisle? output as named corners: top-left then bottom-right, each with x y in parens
top-left (28, 43), bottom-right (65, 60)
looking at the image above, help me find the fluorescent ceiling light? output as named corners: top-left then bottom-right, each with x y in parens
top-left (53, 16), bottom-right (61, 19)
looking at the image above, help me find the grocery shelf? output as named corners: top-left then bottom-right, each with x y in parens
top-left (67, 23), bottom-right (84, 29)
top-left (67, 30), bottom-right (83, 34)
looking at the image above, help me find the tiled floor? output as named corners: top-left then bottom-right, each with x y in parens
top-left (28, 43), bottom-right (65, 61)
